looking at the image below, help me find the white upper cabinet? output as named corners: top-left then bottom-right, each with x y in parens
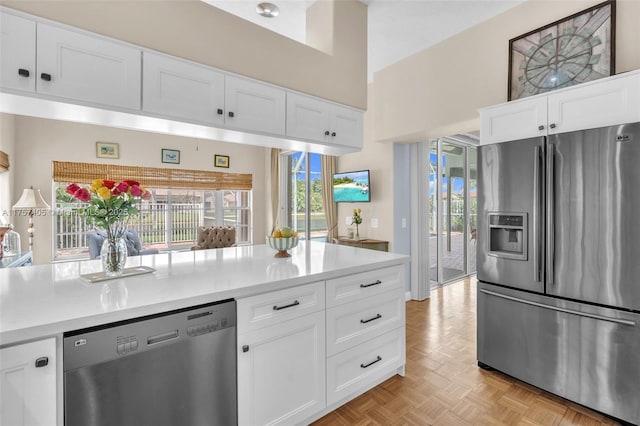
top-left (36, 22), bottom-right (141, 110)
top-left (287, 92), bottom-right (364, 148)
top-left (480, 70), bottom-right (640, 145)
top-left (0, 12), bottom-right (36, 93)
top-left (480, 96), bottom-right (547, 144)
top-left (329, 103), bottom-right (364, 148)
top-left (0, 7), bottom-right (364, 154)
top-left (286, 92), bottom-right (331, 142)
top-left (547, 71), bottom-right (640, 134)
top-left (0, 338), bottom-right (56, 426)
top-left (224, 75), bottom-right (286, 136)
top-left (142, 51), bottom-right (225, 125)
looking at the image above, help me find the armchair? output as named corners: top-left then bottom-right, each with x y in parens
top-left (87, 229), bottom-right (159, 259)
top-left (191, 226), bottom-right (236, 250)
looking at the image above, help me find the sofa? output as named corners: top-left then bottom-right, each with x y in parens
top-left (87, 229), bottom-right (159, 259)
top-left (191, 226), bottom-right (236, 250)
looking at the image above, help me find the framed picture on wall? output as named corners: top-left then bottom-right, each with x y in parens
top-left (96, 142), bottom-right (119, 159)
top-left (508, 0), bottom-right (615, 101)
top-left (214, 154), bottom-right (229, 168)
top-left (162, 149), bottom-right (180, 164)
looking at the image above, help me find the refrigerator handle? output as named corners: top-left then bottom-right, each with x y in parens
top-left (546, 144), bottom-right (555, 286)
top-left (533, 146), bottom-right (542, 282)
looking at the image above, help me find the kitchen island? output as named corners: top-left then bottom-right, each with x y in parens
top-left (0, 241), bottom-right (409, 425)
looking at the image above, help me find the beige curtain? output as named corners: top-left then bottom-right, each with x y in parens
top-left (270, 149), bottom-right (280, 233)
top-left (321, 155), bottom-right (337, 242)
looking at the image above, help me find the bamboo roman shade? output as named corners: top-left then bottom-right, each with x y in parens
top-left (52, 161), bottom-right (252, 190)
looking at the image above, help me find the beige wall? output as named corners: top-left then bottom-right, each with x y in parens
top-left (372, 0), bottom-right (640, 143)
top-left (0, 114), bottom-right (16, 221)
top-left (1, 0), bottom-right (367, 110)
top-left (336, 83), bottom-right (395, 248)
top-left (7, 114), bottom-right (268, 264)
top-left (342, 0), bottom-right (640, 253)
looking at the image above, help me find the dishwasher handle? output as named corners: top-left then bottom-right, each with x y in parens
top-left (147, 330), bottom-right (179, 345)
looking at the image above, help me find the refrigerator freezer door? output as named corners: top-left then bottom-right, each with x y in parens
top-left (478, 282), bottom-right (640, 425)
top-left (548, 122), bottom-right (640, 311)
top-left (477, 137), bottom-right (545, 293)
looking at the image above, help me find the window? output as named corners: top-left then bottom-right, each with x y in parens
top-left (54, 184), bottom-right (251, 259)
top-left (280, 152), bottom-right (327, 241)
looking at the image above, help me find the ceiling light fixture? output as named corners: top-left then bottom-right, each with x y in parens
top-left (256, 2), bottom-right (280, 18)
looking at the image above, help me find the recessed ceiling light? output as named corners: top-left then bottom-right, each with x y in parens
top-left (256, 2), bottom-right (280, 18)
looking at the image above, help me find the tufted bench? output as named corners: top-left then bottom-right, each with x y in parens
top-left (191, 226), bottom-right (236, 250)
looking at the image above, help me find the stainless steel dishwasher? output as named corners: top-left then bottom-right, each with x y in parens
top-left (63, 299), bottom-right (237, 426)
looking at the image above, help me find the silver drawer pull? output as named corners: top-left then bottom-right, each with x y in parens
top-left (480, 289), bottom-right (636, 326)
top-left (360, 355), bottom-right (382, 369)
top-left (360, 280), bottom-right (382, 288)
top-left (147, 330), bottom-right (179, 345)
top-left (360, 314), bottom-right (382, 324)
top-left (273, 300), bottom-right (300, 311)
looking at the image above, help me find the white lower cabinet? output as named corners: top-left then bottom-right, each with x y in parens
top-left (327, 327), bottom-right (405, 406)
top-left (237, 266), bottom-right (406, 425)
top-left (237, 310), bottom-right (326, 426)
top-left (0, 338), bottom-right (56, 426)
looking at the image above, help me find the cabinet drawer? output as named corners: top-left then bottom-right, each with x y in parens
top-left (326, 266), bottom-right (404, 308)
top-left (327, 289), bottom-right (404, 356)
top-left (327, 327), bottom-right (405, 406)
top-left (237, 281), bottom-right (325, 332)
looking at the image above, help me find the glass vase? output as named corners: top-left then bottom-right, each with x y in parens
top-left (100, 237), bottom-right (127, 277)
top-left (355, 224), bottom-right (360, 240)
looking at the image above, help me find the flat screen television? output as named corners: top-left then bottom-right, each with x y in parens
top-left (333, 170), bottom-right (370, 203)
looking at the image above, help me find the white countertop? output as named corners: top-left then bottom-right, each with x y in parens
top-left (0, 241), bottom-right (409, 346)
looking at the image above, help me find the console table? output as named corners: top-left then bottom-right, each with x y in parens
top-left (0, 251), bottom-right (33, 268)
top-left (335, 237), bottom-right (389, 252)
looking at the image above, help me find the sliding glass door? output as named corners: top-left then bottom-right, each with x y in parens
top-left (429, 137), bottom-right (477, 287)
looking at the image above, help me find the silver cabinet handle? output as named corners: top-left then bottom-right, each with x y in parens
top-left (480, 289), bottom-right (636, 326)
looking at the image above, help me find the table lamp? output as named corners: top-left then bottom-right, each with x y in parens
top-left (12, 187), bottom-right (50, 253)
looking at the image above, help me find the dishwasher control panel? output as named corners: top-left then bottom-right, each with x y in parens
top-left (116, 335), bottom-right (139, 354)
top-left (63, 299), bottom-right (236, 371)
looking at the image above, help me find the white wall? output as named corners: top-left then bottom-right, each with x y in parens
top-left (9, 114), bottom-right (268, 264)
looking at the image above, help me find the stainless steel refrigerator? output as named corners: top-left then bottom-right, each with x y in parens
top-left (477, 122), bottom-right (640, 425)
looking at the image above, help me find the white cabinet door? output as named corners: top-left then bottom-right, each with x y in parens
top-left (142, 51), bottom-right (225, 125)
top-left (286, 92), bottom-right (331, 143)
top-left (547, 72), bottom-right (640, 134)
top-left (0, 338), bottom-right (56, 426)
top-left (225, 75), bottom-right (286, 136)
top-left (237, 311), bottom-right (326, 426)
top-left (286, 92), bottom-right (364, 149)
top-left (480, 96), bottom-right (547, 144)
top-left (36, 23), bottom-right (141, 110)
top-left (0, 12), bottom-right (36, 93)
top-left (330, 103), bottom-right (363, 149)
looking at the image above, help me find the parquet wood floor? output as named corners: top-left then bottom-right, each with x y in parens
top-left (313, 276), bottom-right (621, 426)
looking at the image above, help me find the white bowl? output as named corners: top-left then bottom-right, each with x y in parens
top-left (266, 236), bottom-right (299, 257)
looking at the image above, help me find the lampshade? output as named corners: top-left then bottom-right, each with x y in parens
top-left (12, 187), bottom-right (51, 211)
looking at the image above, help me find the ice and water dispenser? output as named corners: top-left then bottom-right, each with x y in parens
top-left (487, 213), bottom-right (527, 260)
